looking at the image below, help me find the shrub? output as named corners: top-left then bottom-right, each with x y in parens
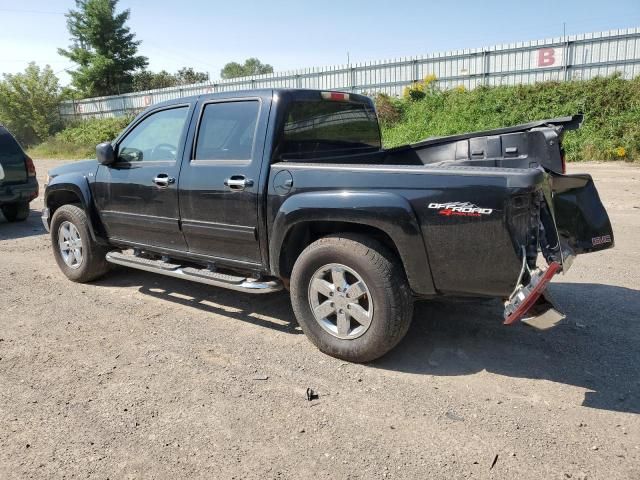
top-left (28, 116), bottom-right (132, 159)
top-left (56, 116), bottom-right (132, 146)
top-left (374, 93), bottom-right (402, 126)
top-left (423, 74), bottom-right (437, 87)
top-left (402, 74), bottom-right (439, 102)
top-left (403, 82), bottom-right (426, 101)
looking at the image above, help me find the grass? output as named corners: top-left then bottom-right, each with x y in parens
top-left (379, 74), bottom-right (640, 162)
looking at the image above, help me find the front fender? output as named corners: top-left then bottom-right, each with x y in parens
top-left (45, 173), bottom-right (106, 243)
top-left (270, 191), bottom-right (436, 295)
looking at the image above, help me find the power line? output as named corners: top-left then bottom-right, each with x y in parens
top-left (0, 8), bottom-right (65, 15)
top-left (0, 59), bottom-right (69, 63)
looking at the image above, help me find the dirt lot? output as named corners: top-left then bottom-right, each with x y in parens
top-left (0, 160), bottom-right (638, 479)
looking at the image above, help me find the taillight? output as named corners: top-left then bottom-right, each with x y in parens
top-left (25, 155), bottom-right (36, 177)
top-left (321, 91), bottom-right (350, 102)
top-left (560, 150), bottom-right (566, 174)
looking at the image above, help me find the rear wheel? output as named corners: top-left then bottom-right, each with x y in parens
top-left (1, 201), bottom-right (29, 222)
top-left (50, 205), bottom-right (110, 282)
top-left (290, 234), bottom-right (413, 363)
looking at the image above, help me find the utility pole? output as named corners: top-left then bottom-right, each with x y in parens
top-left (562, 22), bottom-right (569, 81)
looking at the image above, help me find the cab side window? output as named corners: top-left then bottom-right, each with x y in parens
top-left (118, 107), bottom-right (189, 163)
top-left (194, 101), bottom-right (259, 161)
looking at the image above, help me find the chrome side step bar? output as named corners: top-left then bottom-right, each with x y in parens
top-left (105, 252), bottom-right (283, 294)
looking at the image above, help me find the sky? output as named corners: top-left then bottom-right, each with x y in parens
top-left (1, 0), bottom-right (639, 86)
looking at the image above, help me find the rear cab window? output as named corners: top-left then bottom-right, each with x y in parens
top-left (277, 97), bottom-right (381, 160)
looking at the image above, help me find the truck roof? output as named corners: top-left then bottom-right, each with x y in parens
top-left (147, 88), bottom-right (373, 111)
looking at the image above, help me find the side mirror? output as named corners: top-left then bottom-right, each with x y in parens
top-left (96, 142), bottom-right (116, 166)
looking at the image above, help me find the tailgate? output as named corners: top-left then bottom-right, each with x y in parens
top-left (542, 172), bottom-right (614, 268)
top-left (552, 173), bottom-right (613, 254)
top-left (0, 128), bottom-right (28, 185)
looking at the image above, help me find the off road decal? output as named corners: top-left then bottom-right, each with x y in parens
top-left (592, 235), bottom-right (612, 246)
top-left (428, 202), bottom-right (493, 217)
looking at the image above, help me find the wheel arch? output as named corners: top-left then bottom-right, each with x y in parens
top-left (269, 191), bottom-right (436, 295)
top-left (45, 174), bottom-right (107, 243)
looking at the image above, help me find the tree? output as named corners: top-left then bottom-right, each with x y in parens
top-left (176, 67), bottom-right (209, 85)
top-left (0, 63), bottom-right (62, 146)
top-left (58, 0), bottom-right (148, 97)
top-left (132, 70), bottom-right (177, 91)
top-left (220, 58), bottom-right (273, 79)
top-left (131, 67), bottom-right (209, 92)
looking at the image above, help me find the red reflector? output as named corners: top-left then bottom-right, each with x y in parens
top-left (25, 155), bottom-right (37, 177)
top-left (504, 261), bottom-right (561, 325)
top-left (321, 91), bottom-right (350, 102)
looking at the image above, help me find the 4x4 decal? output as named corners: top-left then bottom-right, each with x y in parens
top-left (428, 202), bottom-right (493, 217)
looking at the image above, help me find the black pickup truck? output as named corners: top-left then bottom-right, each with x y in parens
top-left (43, 89), bottom-right (613, 362)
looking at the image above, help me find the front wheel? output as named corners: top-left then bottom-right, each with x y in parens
top-left (290, 234), bottom-right (413, 363)
top-left (50, 205), bottom-right (110, 282)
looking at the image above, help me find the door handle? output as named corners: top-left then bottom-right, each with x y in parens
top-left (153, 173), bottom-right (175, 187)
top-left (224, 175), bottom-right (254, 191)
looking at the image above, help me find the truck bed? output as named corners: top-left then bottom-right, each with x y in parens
top-left (280, 115), bottom-right (581, 174)
top-left (384, 116), bottom-right (581, 173)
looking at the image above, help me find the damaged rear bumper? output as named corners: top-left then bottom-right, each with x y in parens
top-left (503, 261), bottom-right (564, 327)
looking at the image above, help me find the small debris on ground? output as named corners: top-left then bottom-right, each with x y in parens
top-left (306, 388), bottom-right (319, 401)
top-left (445, 411), bottom-right (464, 422)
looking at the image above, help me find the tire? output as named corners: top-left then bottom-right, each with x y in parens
top-left (1, 201), bottom-right (30, 222)
top-left (50, 204), bottom-right (110, 283)
top-left (290, 234), bottom-right (413, 363)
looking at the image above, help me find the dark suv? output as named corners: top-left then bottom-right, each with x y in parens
top-left (0, 124), bottom-right (38, 222)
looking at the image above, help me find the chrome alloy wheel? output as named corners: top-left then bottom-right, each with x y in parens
top-left (58, 221), bottom-right (83, 269)
top-left (308, 263), bottom-right (374, 340)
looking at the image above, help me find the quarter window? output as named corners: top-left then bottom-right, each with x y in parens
top-left (118, 107), bottom-right (189, 162)
top-left (194, 101), bottom-right (260, 161)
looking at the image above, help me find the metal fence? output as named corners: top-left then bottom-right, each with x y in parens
top-left (60, 27), bottom-right (640, 120)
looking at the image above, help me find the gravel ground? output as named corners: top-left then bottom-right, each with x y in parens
top-left (0, 160), bottom-right (638, 479)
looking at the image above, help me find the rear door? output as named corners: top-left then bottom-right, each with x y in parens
top-left (178, 96), bottom-right (270, 267)
top-left (94, 104), bottom-right (193, 250)
top-left (0, 127), bottom-right (27, 186)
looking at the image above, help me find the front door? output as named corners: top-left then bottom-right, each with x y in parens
top-left (94, 104), bottom-right (192, 250)
top-left (178, 98), bottom-right (268, 267)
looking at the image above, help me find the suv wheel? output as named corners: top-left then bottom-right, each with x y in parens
top-left (1, 201), bottom-right (30, 222)
top-left (290, 234), bottom-right (413, 363)
top-left (50, 205), bottom-right (109, 282)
